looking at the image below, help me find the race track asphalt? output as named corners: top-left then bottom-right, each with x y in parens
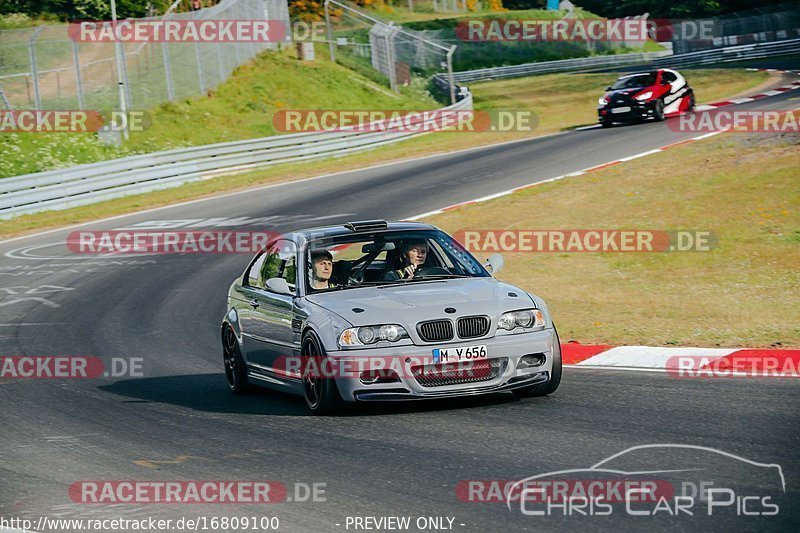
top-left (1, 87), bottom-right (798, 532)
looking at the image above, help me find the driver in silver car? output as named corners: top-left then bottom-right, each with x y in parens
top-left (309, 249), bottom-right (336, 290)
top-left (383, 238), bottom-right (428, 281)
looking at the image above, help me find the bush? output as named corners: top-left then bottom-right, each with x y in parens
top-left (0, 12), bottom-right (35, 28)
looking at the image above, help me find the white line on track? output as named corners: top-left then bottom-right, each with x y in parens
top-left (0, 130), bottom-right (577, 246)
top-left (0, 323), bottom-right (64, 326)
top-left (1, 81), bottom-right (794, 246)
top-left (405, 129), bottom-right (727, 221)
top-left (565, 364), bottom-right (800, 378)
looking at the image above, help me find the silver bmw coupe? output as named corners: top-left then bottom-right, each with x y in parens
top-left (221, 220), bottom-right (561, 414)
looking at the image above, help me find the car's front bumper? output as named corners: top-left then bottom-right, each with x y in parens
top-left (598, 100), bottom-right (656, 123)
top-left (327, 328), bottom-right (558, 402)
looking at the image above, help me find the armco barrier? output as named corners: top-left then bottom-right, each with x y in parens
top-left (0, 94), bottom-right (471, 219)
top-left (443, 51), bottom-right (672, 84)
top-left (652, 38), bottom-right (800, 68)
top-left (444, 38), bottom-right (800, 84)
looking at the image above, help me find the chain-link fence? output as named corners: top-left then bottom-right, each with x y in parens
top-left (323, 0), bottom-right (457, 103)
top-left (672, 4), bottom-right (800, 54)
top-left (0, 0), bottom-right (290, 111)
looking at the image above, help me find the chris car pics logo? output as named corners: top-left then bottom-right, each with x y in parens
top-left (505, 444), bottom-right (785, 518)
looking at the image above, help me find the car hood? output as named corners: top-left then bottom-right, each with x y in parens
top-left (305, 278), bottom-right (535, 326)
top-left (605, 85), bottom-right (658, 100)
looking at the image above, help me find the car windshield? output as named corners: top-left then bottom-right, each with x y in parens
top-left (305, 230), bottom-right (490, 292)
top-left (611, 73), bottom-right (657, 90)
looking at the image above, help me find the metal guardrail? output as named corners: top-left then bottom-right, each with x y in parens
top-left (0, 95), bottom-right (472, 219)
top-left (4, 37), bottom-right (798, 220)
top-left (653, 38), bottom-right (800, 68)
top-left (445, 38), bottom-right (800, 84)
top-left (442, 51), bottom-right (673, 84)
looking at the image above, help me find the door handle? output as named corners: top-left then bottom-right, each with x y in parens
top-left (248, 299), bottom-right (259, 308)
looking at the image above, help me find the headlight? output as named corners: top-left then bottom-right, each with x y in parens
top-left (339, 324), bottom-right (409, 346)
top-left (635, 91), bottom-right (653, 101)
top-left (598, 97), bottom-right (609, 106)
top-left (498, 309), bottom-right (545, 331)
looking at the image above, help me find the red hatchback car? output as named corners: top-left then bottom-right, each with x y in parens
top-left (598, 68), bottom-right (695, 127)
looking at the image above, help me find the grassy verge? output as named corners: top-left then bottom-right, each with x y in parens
top-left (424, 133), bottom-right (800, 348)
top-left (470, 68), bottom-right (772, 133)
top-left (0, 68), bottom-right (770, 238)
top-left (370, 5), bottom-right (580, 24)
top-left (0, 47), bottom-right (438, 178)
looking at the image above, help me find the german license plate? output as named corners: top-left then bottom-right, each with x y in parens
top-left (433, 345), bottom-right (487, 364)
top-left (611, 106), bottom-right (631, 114)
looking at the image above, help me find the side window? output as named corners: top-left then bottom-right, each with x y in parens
top-left (260, 239), bottom-right (297, 293)
top-left (246, 253), bottom-right (267, 288)
top-left (281, 251), bottom-right (297, 292)
top-left (662, 71), bottom-right (677, 84)
top-left (258, 248), bottom-right (282, 285)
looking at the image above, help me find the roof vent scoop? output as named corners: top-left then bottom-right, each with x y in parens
top-left (344, 220), bottom-right (389, 232)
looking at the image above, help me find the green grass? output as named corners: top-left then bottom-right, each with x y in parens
top-left (470, 68), bottom-right (772, 132)
top-left (373, 5), bottom-right (595, 24)
top-left (0, 67), bottom-right (772, 238)
top-left (0, 46), bottom-right (438, 177)
top-left (424, 133), bottom-right (800, 348)
top-left (400, 8), bottom-right (652, 71)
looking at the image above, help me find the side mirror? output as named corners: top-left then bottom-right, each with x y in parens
top-left (485, 253), bottom-right (504, 276)
top-left (265, 277), bottom-right (293, 295)
top-left (605, 86), bottom-right (613, 91)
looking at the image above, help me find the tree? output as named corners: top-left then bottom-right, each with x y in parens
top-left (0, 0), bottom-right (173, 20)
top-left (573, 0), bottom-right (795, 18)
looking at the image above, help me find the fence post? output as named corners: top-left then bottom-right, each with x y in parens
top-left (234, 3), bottom-right (244, 66)
top-left (162, 42), bottom-right (175, 100)
top-left (325, 0), bottom-right (336, 63)
top-left (446, 45), bottom-right (456, 105)
top-left (110, 0), bottom-right (130, 139)
top-left (216, 42), bottom-right (226, 86)
top-left (71, 40), bottom-right (85, 108)
top-left (121, 41), bottom-right (132, 110)
top-left (248, 1), bottom-right (258, 58)
top-left (0, 83), bottom-right (12, 110)
top-left (386, 28), bottom-right (398, 92)
top-left (28, 26), bottom-right (45, 109)
top-left (192, 10), bottom-right (207, 95)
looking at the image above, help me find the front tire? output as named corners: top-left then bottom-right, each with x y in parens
top-left (302, 331), bottom-right (344, 415)
top-left (512, 327), bottom-right (562, 398)
top-left (653, 99), bottom-right (666, 122)
top-left (223, 325), bottom-right (253, 394)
